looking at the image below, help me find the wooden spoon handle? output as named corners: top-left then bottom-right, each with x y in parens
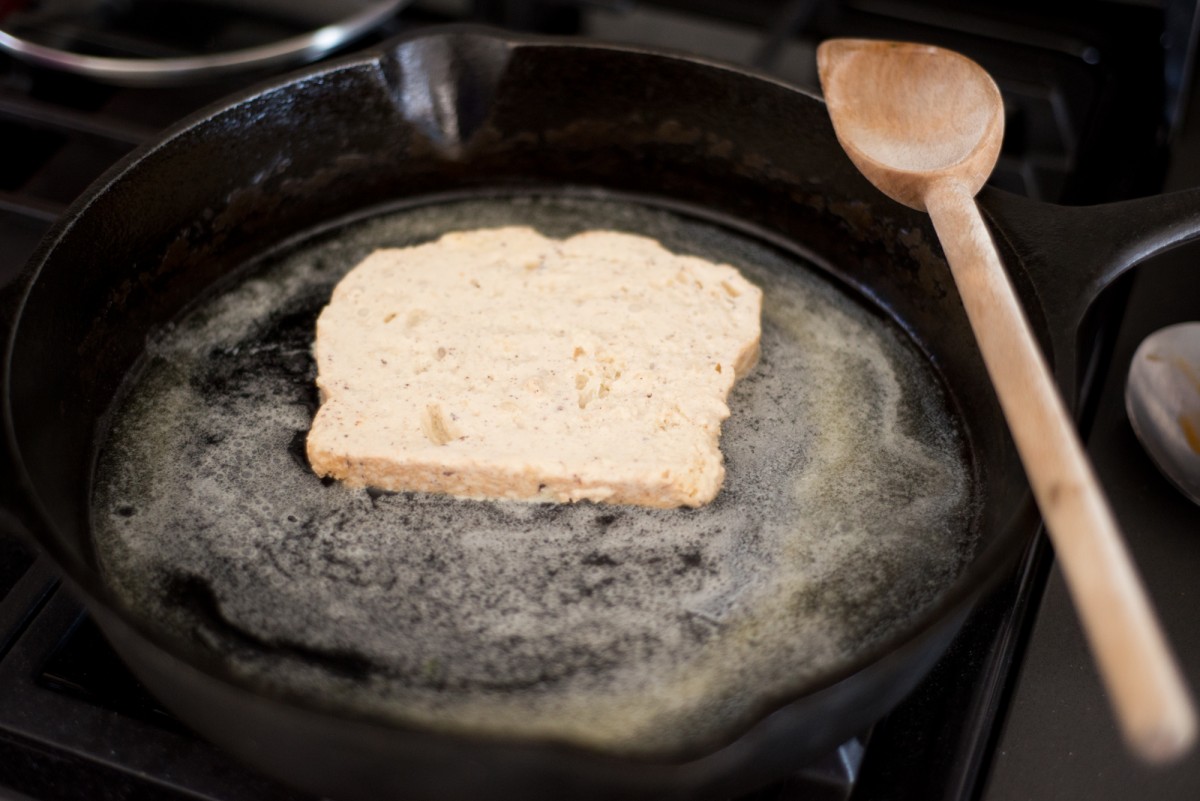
top-left (925, 179), bottom-right (1197, 763)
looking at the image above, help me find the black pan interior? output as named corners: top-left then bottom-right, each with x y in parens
top-left (88, 189), bottom-right (980, 758)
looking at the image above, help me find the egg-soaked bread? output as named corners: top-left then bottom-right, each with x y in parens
top-left (306, 226), bottom-right (762, 508)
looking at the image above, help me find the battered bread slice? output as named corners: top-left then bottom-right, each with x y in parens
top-left (306, 226), bottom-right (762, 508)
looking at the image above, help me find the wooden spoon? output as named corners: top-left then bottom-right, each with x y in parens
top-left (817, 38), bottom-right (1196, 763)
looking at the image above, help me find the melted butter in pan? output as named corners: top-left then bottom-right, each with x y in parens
top-left (92, 196), bottom-right (977, 756)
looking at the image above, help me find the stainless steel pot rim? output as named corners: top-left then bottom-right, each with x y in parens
top-left (0, 0), bottom-right (409, 86)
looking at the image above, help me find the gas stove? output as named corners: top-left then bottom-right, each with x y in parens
top-left (1, 2), bottom-right (1198, 800)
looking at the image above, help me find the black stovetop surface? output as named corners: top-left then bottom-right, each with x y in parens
top-left (2, 2), bottom-right (1199, 800)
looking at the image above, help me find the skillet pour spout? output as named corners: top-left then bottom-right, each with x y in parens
top-left (5, 25), bottom-right (1200, 801)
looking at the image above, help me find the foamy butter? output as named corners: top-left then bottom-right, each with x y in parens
top-left (93, 197), bottom-right (976, 756)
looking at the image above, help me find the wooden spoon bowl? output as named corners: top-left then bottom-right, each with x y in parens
top-left (817, 40), bottom-right (1003, 209)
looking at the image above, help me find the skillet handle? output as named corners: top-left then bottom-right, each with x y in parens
top-left (980, 184), bottom-right (1200, 356)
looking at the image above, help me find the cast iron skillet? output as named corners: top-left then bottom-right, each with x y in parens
top-left (4, 26), bottom-right (1200, 801)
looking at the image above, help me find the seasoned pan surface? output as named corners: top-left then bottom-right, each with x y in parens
top-left (92, 191), bottom-right (978, 757)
